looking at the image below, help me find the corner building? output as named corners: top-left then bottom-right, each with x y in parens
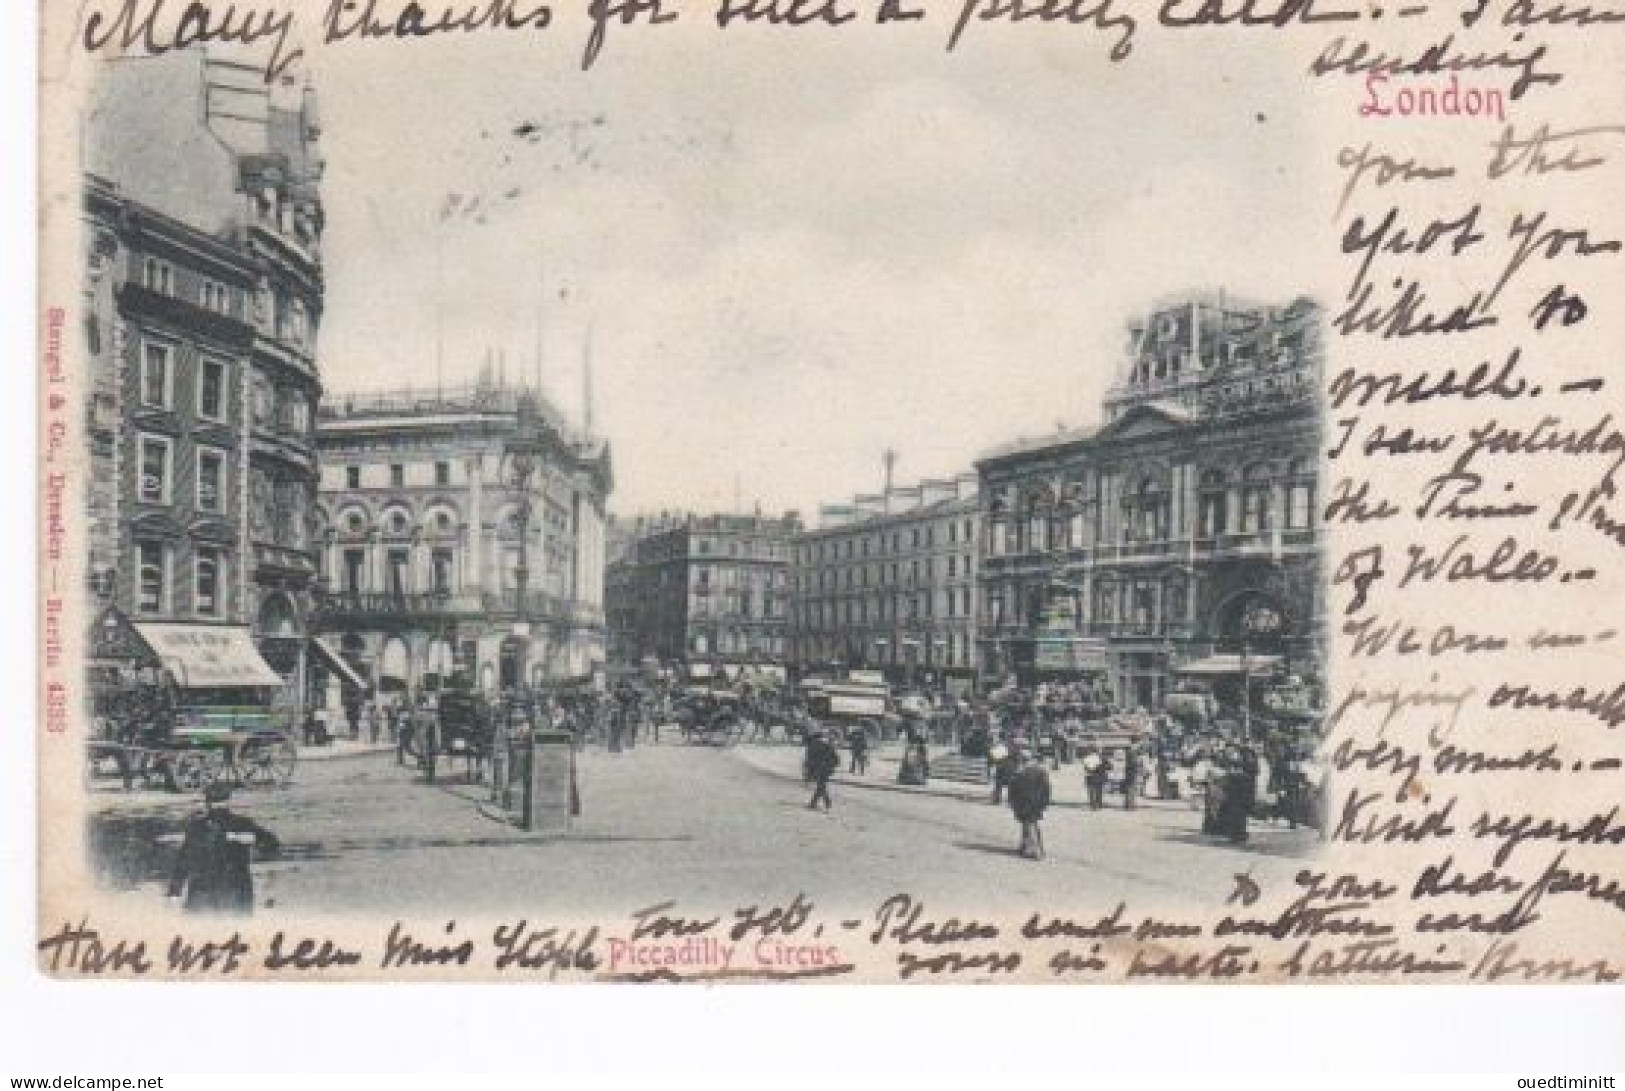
top-left (605, 514), bottom-right (799, 672)
top-left (313, 381), bottom-right (611, 698)
top-left (976, 294), bottom-right (1325, 707)
top-left (83, 52), bottom-right (327, 712)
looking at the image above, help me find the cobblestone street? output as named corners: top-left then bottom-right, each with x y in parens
top-left (91, 739), bottom-right (1321, 923)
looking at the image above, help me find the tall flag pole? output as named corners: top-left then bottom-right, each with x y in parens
top-left (533, 259), bottom-right (545, 398)
top-left (582, 320), bottom-right (595, 439)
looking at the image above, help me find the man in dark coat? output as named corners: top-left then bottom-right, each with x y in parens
top-left (990, 741), bottom-right (1019, 805)
top-left (1238, 745), bottom-right (1261, 814)
top-left (342, 691), bottom-right (362, 739)
top-left (1122, 747), bottom-right (1142, 810)
top-left (806, 730), bottom-right (840, 811)
top-left (167, 784), bottom-right (280, 915)
top-left (848, 726), bottom-right (870, 776)
top-left (1008, 751), bottom-right (1052, 859)
top-left (1082, 747), bottom-right (1110, 810)
top-left (1218, 746), bottom-right (1254, 843)
top-left (416, 697), bottom-right (441, 783)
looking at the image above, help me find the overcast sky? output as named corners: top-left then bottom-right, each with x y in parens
top-left (304, 17), bottom-right (1317, 518)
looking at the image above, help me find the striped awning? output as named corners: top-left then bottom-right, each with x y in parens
top-left (310, 636), bottom-right (368, 692)
top-left (133, 623), bottom-right (283, 689)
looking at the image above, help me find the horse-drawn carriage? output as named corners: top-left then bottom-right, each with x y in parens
top-left (797, 676), bottom-right (895, 747)
top-left (674, 687), bottom-right (747, 746)
top-left (87, 615), bottom-right (297, 793)
top-left (397, 686), bottom-right (499, 780)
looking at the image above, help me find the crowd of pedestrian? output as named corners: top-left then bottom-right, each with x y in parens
top-left (315, 667), bottom-right (1326, 863)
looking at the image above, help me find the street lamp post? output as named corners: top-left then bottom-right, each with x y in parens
top-left (504, 395), bottom-right (546, 673)
top-left (1238, 600), bottom-right (1285, 745)
top-left (505, 394), bottom-right (580, 835)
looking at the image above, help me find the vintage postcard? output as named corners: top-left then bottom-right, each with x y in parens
top-left (34, 0), bottom-right (1625, 984)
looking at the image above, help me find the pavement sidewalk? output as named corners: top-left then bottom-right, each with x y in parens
top-left (88, 738), bottom-right (395, 813)
top-left (729, 742), bottom-right (1196, 815)
top-left (298, 738), bottom-right (395, 761)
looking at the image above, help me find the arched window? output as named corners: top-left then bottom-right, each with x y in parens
top-left (1199, 469), bottom-right (1228, 537)
top-left (1024, 490), bottom-right (1049, 553)
top-left (1242, 464), bottom-right (1274, 533)
top-left (1057, 478), bottom-right (1084, 548)
top-left (1124, 476), bottom-right (1169, 542)
top-left (1143, 478), bottom-right (1169, 540)
top-left (1285, 457), bottom-right (1316, 530)
top-left (424, 506), bottom-right (458, 537)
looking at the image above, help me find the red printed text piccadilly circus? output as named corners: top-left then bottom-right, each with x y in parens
top-left (605, 935), bottom-right (843, 974)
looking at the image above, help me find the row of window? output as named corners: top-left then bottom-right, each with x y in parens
top-left (986, 477), bottom-right (1316, 557)
top-left (693, 536), bottom-right (788, 561)
top-left (340, 461), bottom-right (454, 491)
top-left (141, 257), bottom-right (237, 318)
top-left (328, 545), bottom-right (578, 600)
top-left (141, 344), bottom-right (231, 421)
top-left (691, 593), bottom-right (783, 621)
top-left (791, 631), bottom-right (976, 669)
top-left (692, 566), bottom-right (788, 589)
top-left (983, 576), bottom-right (1195, 630)
top-left (135, 541), bottom-right (226, 617)
top-left (335, 506), bottom-right (459, 538)
top-left (143, 253), bottom-right (317, 349)
top-left (797, 585), bottom-right (976, 627)
top-left (795, 554), bottom-right (976, 593)
top-left (333, 547), bottom-right (459, 596)
top-left (139, 341), bottom-right (312, 437)
top-left (690, 633), bottom-right (787, 657)
top-left (136, 434), bottom-right (228, 512)
top-left (796, 518), bottom-right (977, 566)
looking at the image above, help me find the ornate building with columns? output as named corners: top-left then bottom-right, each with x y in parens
top-left (313, 380), bottom-right (611, 700)
top-left (83, 52), bottom-right (327, 714)
top-left (976, 293), bottom-right (1324, 708)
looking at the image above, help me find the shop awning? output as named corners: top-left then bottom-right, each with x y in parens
top-left (310, 636), bottom-right (368, 693)
top-left (1174, 654), bottom-right (1282, 677)
top-left (132, 623), bottom-right (284, 689)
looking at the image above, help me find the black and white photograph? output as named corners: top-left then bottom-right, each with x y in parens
top-left (31, 0), bottom-right (1625, 1008)
top-left (67, 23), bottom-right (1333, 941)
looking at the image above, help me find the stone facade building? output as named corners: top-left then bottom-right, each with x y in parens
top-left (83, 52), bottom-right (327, 710)
top-left (788, 475), bottom-right (980, 689)
top-left (605, 514), bottom-right (799, 672)
top-left (313, 381), bottom-right (612, 698)
top-left (976, 293), bottom-right (1324, 707)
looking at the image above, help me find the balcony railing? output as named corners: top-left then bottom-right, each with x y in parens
top-left (316, 589), bottom-right (599, 625)
top-left (317, 590), bottom-right (475, 619)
